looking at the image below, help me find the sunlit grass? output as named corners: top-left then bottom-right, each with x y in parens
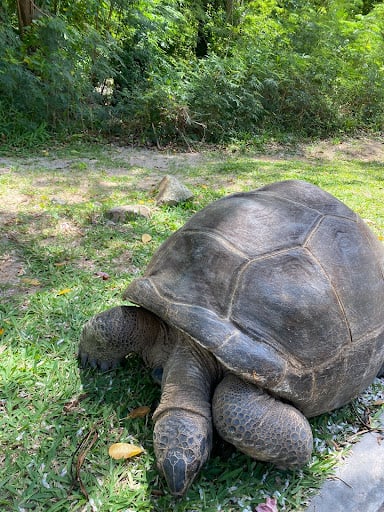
top-left (0, 142), bottom-right (383, 511)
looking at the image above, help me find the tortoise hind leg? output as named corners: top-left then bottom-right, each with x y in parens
top-left (212, 374), bottom-right (313, 468)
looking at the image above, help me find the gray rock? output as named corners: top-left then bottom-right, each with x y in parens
top-left (106, 205), bottom-right (151, 223)
top-left (305, 411), bottom-right (384, 512)
top-left (155, 175), bottom-right (194, 206)
top-left (51, 197), bottom-right (67, 205)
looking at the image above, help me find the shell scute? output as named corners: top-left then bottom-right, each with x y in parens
top-left (144, 230), bottom-right (247, 318)
top-left (183, 192), bottom-right (321, 259)
top-left (257, 179), bottom-right (357, 219)
top-left (231, 248), bottom-right (350, 366)
top-left (307, 215), bottom-right (384, 340)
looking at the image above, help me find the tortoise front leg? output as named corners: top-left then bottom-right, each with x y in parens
top-left (78, 306), bottom-right (166, 370)
top-left (212, 374), bottom-right (313, 468)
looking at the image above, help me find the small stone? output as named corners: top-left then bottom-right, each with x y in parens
top-left (51, 197), bottom-right (67, 205)
top-left (155, 175), bottom-right (194, 206)
top-left (106, 205), bottom-right (151, 223)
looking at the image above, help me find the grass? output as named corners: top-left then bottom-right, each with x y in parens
top-left (0, 140), bottom-right (383, 512)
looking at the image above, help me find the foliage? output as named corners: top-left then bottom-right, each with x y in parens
top-left (0, 5), bottom-right (121, 145)
top-left (187, 53), bottom-right (264, 141)
top-left (1, 0), bottom-right (384, 146)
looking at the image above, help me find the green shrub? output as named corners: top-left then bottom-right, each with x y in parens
top-left (0, 15), bottom-right (119, 144)
top-left (1, 0), bottom-right (384, 146)
top-left (187, 54), bottom-right (264, 142)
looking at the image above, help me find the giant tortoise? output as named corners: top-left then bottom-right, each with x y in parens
top-left (79, 179), bottom-right (384, 496)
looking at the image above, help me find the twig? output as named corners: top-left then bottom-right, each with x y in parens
top-left (351, 403), bottom-right (372, 431)
top-left (329, 475), bottom-right (353, 488)
top-left (351, 403), bottom-right (384, 434)
top-left (30, 0), bottom-right (49, 17)
top-left (71, 425), bottom-right (100, 500)
top-left (151, 123), bottom-right (162, 150)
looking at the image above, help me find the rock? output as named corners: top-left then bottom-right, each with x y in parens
top-left (155, 175), bottom-right (194, 206)
top-left (51, 197), bottom-right (67, 205)
top-left (106, 205), bottom-right (151, 223)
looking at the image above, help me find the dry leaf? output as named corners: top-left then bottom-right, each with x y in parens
top-left (372, 399), bottom-right (384, 406)
top-left (94, 271), bottom-right (110, 280)
top-left (142, 233), bottom-right (152, 243)
top-left (256, 497), bottom-right (279, 512)
top-left (128, 406), bottom-right (151, 419)
top-left (63, 393), bottom-right (88, 413)
top-left (57, 288), bottom-right (72, 295)
top-left (108, 443), bottom-right (144, 460)
top-left (54, 261), bottom-right (67, 267)
top-left (21, 277), bottom-right (40, 286)
top-left (0, 329), bottom-right (4, 336)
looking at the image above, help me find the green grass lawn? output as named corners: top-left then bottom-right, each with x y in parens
top-left (0, 140), bottom-right (383, 512)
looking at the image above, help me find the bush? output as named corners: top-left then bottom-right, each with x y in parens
top-left (1, 0), bottom-right (384, 146)
top-left (0, 15), bottom-right (119, 144)
top-left (187, 54), bottom-right (264, 142)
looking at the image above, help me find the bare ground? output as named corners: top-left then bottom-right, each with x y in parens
top-left (1, 134), bottom-right (383, 174)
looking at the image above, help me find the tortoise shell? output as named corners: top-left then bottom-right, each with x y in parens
top-left (125, 180), bottom-right (384, 416)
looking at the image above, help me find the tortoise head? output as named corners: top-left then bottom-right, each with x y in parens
top-left (153, 409), bottom-right (212, 496)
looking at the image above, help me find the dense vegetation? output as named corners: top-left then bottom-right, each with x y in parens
top-left (1, 0), bottom-right (384, 145)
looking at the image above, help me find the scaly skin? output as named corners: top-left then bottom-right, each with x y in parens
top-left (79, 305), bottom-right (171, 370)
top-left (212, 374), bottom-right (313, 468)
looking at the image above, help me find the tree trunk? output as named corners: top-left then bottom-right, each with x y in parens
top-left (16, 0), bottom-right (40, 35)
top-left (226, 0), bottom-right (234, 23)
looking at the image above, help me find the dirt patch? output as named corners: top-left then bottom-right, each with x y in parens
top-left (116, 136), bottom-right (384, 167)
top-left (0, 251), bottom-right (35, 299)
top-left (0, 252), bottom-right (24, 285)
top-left (112, 147), bottom-right (208, 171)
top-left (303, 137), bottom-right (384, 162)
top-left (1, 136), bottom-right (382, 180)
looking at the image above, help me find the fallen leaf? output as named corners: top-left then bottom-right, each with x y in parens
top-left (21, 277), bottom-right (40, 286)
top-left (54, 261), bottom-right (67, 267)
top-left (108, 443), bottom-right (144, 460)
top-left (142, 233), bottom-right (152, 243)
top-left (94, 271), bottom-right (110, 280)
top-left (255, 497), bottom-right (279, 512)
top-left (0, 329), bottom-right (4, 336)
top-left (128, 406), bottom-right (151, 419)
top-left (63, 393), bottom-right (88, 413)
top-left (372, 399), bottom-right (384, 406)
top-left (57, 288), bottom-right (72, 295)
